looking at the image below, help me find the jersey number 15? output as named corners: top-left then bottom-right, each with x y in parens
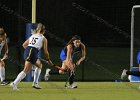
top-left (29, 37), bottom-right (38, 45)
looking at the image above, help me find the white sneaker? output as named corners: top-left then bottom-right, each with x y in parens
top-left (128, 75), bottom-right (131, 81)
top-left (44, 68), bottom-right (51, 81)
top-left (138, 86), bottom-right (140, 89)
top-left (32, 83), bottom-right (42, 89)
top-left (1, 81), bottom-right (10, 86)
top-left (121, 69), bottom-right (128, 80)
top-left (10, 82), bottom-right (20, 91)
top-left (66, 83), bottom-right (78, 89)
top-left (71, 83), bottom-right (78, 88)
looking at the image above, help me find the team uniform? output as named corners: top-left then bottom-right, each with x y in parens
top-left (60, 43), bottom-right (81, 62)
top-left (10, 33), bottom-right (45, 90)
top-left (121, 52), bottom-right (140, 83)
top-left (24, 33), bottom-right (44, 64)
top-left (45, 35), bottom-right (85, 88)
top-left (0, 41), bottom-right (5, 56)
top-left (137, 52), bottom-right (140, 64)
top-left (0, 40), bottom-right (9, 85)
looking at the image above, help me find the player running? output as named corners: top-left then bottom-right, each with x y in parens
top-left (45, 35), bottom-right (86, 88)
top-left (0, 28), bottom-right (9, 86)
top-left (10, 23), bottom-right (53, 90)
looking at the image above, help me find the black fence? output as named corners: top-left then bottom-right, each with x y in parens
top-left (0, 0), bottom-right (138, 81)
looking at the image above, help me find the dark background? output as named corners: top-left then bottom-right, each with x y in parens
top-left (0, 0), bottom-right (139, 46)
top-left (0, 0), bottom-right (140, 81)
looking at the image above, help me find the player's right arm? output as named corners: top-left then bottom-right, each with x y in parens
top-left (22, 39), bottom-right (29, 49)
top-left (42, 37), bottom-right (53, 66)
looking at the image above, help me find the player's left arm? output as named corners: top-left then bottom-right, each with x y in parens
top-left (76, 43), bottom-right (86, 66)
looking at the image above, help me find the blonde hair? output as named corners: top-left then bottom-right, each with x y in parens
top-left (33, 23), bottom-right (46, 34)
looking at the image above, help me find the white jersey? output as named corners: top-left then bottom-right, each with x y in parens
top-left (0, 41), bottom-right (5, 55)
top-left (28, 33), bottom-right (45, 50)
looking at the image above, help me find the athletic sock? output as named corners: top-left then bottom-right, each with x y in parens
top-left (0, 67), bottom-right (2, 82)
top-left (49, 68), bottom-right (59, 75)
top-left (13, 71), bottom-right (26, 86)
top-left (126, 71), bottom-right (140, 76)
top-left (0, 67), bottom-right (5, 82)
top-left (33, 67), bottom-right (41, 84)
top-left (69, 71), bottom-right (75, 85)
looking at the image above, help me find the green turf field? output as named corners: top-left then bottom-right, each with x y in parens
top-left (1, 82), bottom-right (140, 100)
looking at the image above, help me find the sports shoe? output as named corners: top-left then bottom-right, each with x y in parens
top-left (1, 80), bottom-right (10, 86)
top-left (66, 83), bottom-right (78, 89)
top-left (121, 69), bottom-right (128, 80)
top-left (138, 86), bottom-right (140, 89)
top-left (32, 83), bottom-right (42, 89)
top-left (128, 75), bottom-right (131, 81)
top-left (10, 82), bottom-right (20, 91)
top-left (44, 68), bottom-right (51, 81)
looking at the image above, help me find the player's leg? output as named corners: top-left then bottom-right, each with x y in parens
top-left (10, 61), bottom-right (33, 90)
top-left (66, 70), bottom-right (77, 88)
top-left (0, 60), bottom-right (5, 85)
top-left (32, 59), bottom-right (42, 89)
top-left (121, 69), bottom-right (140, 79)
top-left (64, 63), bottom-right (77, 88)
top-left (44, 62), bottom-right (66, 81)
top-left (121, 53), bottom-right (140, 80)
top-left (0, 60), bottom-right (9, 85)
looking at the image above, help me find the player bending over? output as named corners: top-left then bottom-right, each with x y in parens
top-left (45, 35), bottom-right (86, 88)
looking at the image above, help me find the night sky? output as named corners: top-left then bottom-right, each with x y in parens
top-left (0, 0), bottom-right (140, 47)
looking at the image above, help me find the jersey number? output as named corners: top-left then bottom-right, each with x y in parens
top-left (29, 38), bottom-right (38, 45)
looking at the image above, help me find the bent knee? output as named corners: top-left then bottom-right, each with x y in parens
top-left (38, 64), bottom-right (42, 69)
top-left (0, 61), bottom-right (5, 67)
top-left (59, 70), bottom-right (64, 74)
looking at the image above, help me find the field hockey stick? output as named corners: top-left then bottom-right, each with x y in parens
top-left (65, 70), bottom-right (75, 87)
top-left (64, 63), bottom-right (78, 87)
top-left (39, 58), bottom-right (63, 70)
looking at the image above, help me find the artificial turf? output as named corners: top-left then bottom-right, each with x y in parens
top-left (1, 82), bottom-right (140, 100)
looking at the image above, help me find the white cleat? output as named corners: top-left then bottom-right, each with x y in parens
top-left (32, 83), bottom-right (42, 89)
top-left (1, 81), bottom-right (10, 86)
top-left (138, 86), bottom-right (140, 89)
top-left (66, 83), bottom-right (78, 89)
top-left (10, 82), bottom-right (20, 91)
top-left (44, 68), bottom-right (51, 81)
top-left (121, 69), bottom-right (128, 80)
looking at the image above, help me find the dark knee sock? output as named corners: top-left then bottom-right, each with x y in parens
top-left (49, 68), bottom-right (59, 75)
top-left (126, 71), bottom-right (140, 76)
top-left (69, 71), bottom-right (75, 85)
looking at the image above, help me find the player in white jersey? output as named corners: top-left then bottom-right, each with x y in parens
top-left (10, 23), bottom-right (53, 90)
top-left (0, 28), bottom-right (9, 86)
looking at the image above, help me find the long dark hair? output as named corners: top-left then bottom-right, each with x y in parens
top-left (65, 35), bottom-right (81, 47)
top-left (0, 28), bottom-right (5, 35)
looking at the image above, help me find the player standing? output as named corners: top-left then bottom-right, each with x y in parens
top-left (0, 28), bottom-right (9, 86)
